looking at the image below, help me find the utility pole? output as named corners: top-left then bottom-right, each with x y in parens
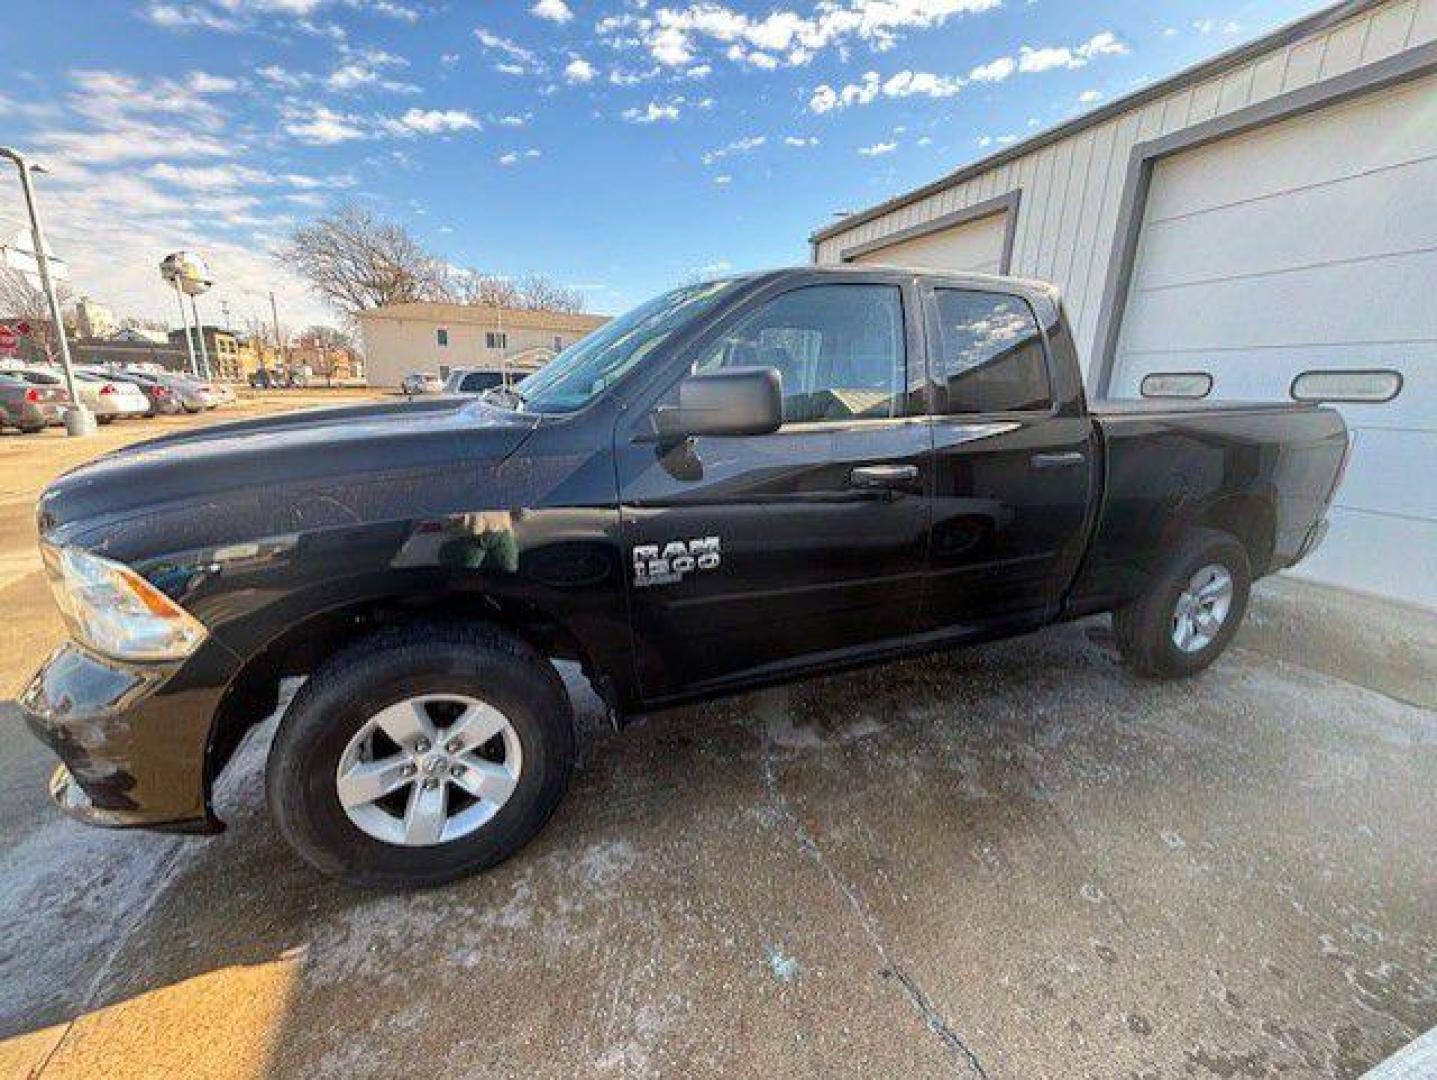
top-left (189, 295), bottom-right (212, 381)
top-left (269, 290), bottom-right (287, 373)
top-left (0, 147), bottom-right (94, 435)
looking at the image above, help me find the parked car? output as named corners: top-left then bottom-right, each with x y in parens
top-left (130, 372), bottom-right (218, 413)
top-left (71, 370), bottom-right (152, 423)
top-left (108, 372), bottom-right (182, 417)
top-left (19, 268), bottom-right (1349, 888)
top-left (402, 371), bottom-right (444, 395)
top-left (0, 372), bottom-right (67, 433)
top-left (442, 368), bottom-right (512, 396)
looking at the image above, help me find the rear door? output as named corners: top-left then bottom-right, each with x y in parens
top-left (920, 283), bottom-right (1096, 630)
top-left (615, 275), bottom-right (932, 700)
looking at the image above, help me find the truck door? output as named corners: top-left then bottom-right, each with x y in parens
top-left (615, 277), bottom-right (932, 701)
top-left (919, 284), bottom-right (1096, 630)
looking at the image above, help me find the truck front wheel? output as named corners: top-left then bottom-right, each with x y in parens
top-left (1112, 528), bottom-right (1251, 679)
top-left (267, 622), bottom-right (575, 888)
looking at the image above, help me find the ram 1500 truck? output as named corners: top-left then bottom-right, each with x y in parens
top-left (21, 268), bottom-right (1349, 887)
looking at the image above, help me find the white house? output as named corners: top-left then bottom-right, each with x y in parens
top-left (811, 0), bottom-right (1437, 609)
top-left (357, 302), bottom-right (609, 389)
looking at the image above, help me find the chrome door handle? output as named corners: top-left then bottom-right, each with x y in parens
top-left (1030, 451), bottom-right (1086, 470)
top-left (850, 464), bottom-right (920, 491)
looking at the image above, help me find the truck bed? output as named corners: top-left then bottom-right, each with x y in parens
top-left (1065, 399), bottom-right (1348, 616)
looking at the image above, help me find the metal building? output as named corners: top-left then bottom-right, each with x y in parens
top-left (811, 0), bottom-right (1437, 608)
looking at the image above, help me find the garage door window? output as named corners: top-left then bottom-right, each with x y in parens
top-left (697, 284), bottom-right (910, 424)
top-left (931, 290), bottom-right (1050, 414)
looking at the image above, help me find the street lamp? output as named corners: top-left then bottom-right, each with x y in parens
top-left (160, 251), bottom-right (213, 380)
top-left (0, 146), bottom-right (95, 436)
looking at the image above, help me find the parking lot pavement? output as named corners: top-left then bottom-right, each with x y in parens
top-left (1, 407), bottom-right (1434, 1078)
top-left (1, 610), bottom-right (1432, 1079)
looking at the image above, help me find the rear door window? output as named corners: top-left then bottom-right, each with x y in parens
top-left (930, 289), bottom-right (1051, 414)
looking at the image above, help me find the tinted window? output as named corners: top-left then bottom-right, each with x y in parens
top-left (932, 289), bottom-right (1050, 414)
top-left (460, 371), bottom-right (504, 392)
top-left (436, 328), bottom-right (449, 347)
top-left (698, 284), bottom-right (907, 424)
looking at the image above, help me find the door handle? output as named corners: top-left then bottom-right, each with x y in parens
top-left (850, 464), bottom-right (920, 491)
top-left (1030, 451), bottom-right (1086, 470)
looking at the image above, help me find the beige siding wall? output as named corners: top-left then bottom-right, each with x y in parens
top-left (814, 0), bottom-right (1437, 379)
top-left (361, 318), bottom-right (582, 387)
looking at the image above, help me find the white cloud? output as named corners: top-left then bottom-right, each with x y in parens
top-left (608, 0), bottom-right (1003, 71)
top-left (858, 140), bottom-right (897, 156)
top-left (530, 0), bottom-right (573, 24)
top-left (143, 162), bottom-right (274, 190)
top-left (622, 99), bottom-right (682, 123)
top-left (499, 148), bottom-right (543, 166)
top-left (1079, 89), bottom-right (1103, 104)
top-left (1193, 19), bottom-right (1242, 35)
top-left (702, 135), bottom-right (766, 165)
top-left (713, 175), bottom-right (732, 185)
top-left (379, 108), bottom-right (482, 136)
top-left (284, 105), bottom-right (367, 144)
top-left (968, 56), bottom-right (1015, 83)
top-left (565, 57), bottom-right (597, 83)
top-left (141, 3), bottom-right (240, 32)
top-left (474, 27), bottom-right (544, 75)
top-left (257, 64), bottom-right (307, 89)
top-left (1018, 32), bottom-right (1128, 74)
top-left (783, 135), bottom-right (818, 147)
top-left (810, 31), bottom-right (1128, 113)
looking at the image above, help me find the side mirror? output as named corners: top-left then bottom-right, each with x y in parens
top-left (653, 366), bottom-right (782, 440)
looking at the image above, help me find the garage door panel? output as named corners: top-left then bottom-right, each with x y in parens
top-left (1337, 429), bottom-right (1437, 519)
top-left (1289, 507), bottom-right (1437, 609)
top-left (1111, 342), bottom-right (1434, 431)
top-left (1119, 248), bottom-right (1437, 354)
top-left (1134, 156), bottom-right (1437, 290)
top-left (1112, 80), bottom-right (1437, 608)
top-left (851, 211), bottom-right (1007, 274)
top-left (1144, 75), bottom-right (1437, 221)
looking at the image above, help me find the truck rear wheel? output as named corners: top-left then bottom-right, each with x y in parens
top-left (1112, 528), bottom-right (1251, 679)
top-left (267, 622), bottom-right (575, 888)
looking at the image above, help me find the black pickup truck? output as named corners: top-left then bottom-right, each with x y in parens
top-left (21, 267), bottom-right (1348, 887)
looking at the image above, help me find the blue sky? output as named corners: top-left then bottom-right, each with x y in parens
top-left (0, 0), bottom-right (1333, 330)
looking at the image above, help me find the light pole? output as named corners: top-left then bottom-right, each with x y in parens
top-left (0, 147), bottom-right (95, 435)
top-left (169, 275), bottom-right (198, 376)
top-left (189, 293), bottom-right (211, 380)
top-left (160, 251), bottom-right (212, 379)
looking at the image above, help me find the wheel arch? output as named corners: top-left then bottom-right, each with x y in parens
top-left (1193, 493), bottom-right (1276, 578)
top-left (203, 589), bottom-right (615, 808)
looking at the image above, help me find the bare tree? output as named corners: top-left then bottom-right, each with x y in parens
top-left (447, 268), bottom-right (586, 313)
top-left (282, 204), bottom-right (451, 318)
top-left (0, 267), bottom-right (72, 362)
top-left (447, 269), bottom-right (521, 308)
top-left (512, 272), bottom-right (586, 314)
top-left (297, 324), bottom-right (354, 351)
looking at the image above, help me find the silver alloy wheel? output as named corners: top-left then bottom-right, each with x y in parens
top-left (335, 694), bottom-right (523, 847)
top-left (1171, 563), bottom-right (1234, 654)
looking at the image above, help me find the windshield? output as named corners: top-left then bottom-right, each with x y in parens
top-left (519, 279), bottom-right (738, 413)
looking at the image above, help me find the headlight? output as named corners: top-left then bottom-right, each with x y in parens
top-left (42, 544), bottom-right (207, 662)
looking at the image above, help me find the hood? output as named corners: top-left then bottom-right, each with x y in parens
top-left (38, 397), bottom-right (539, 542)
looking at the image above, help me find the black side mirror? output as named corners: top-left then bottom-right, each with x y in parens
top-left (653, 366), bottom-right (782, 440)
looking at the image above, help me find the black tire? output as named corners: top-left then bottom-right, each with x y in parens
top-left (96, 415), bottom-right (113, 425)
top-left (20, 424), bottom-right (45, 435)
top-left (267, 622), bottom-right (575, 888)
top-left (1112, 528), bottom-right (1251, 679)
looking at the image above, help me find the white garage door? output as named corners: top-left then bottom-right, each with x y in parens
top-left (850, 208), bottom-right (1009, 274)
top-left (1109, 74), bottom-right (1437, 609)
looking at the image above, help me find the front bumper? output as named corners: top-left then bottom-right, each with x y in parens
top-left (20, 637), bottom-right (241, 832)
